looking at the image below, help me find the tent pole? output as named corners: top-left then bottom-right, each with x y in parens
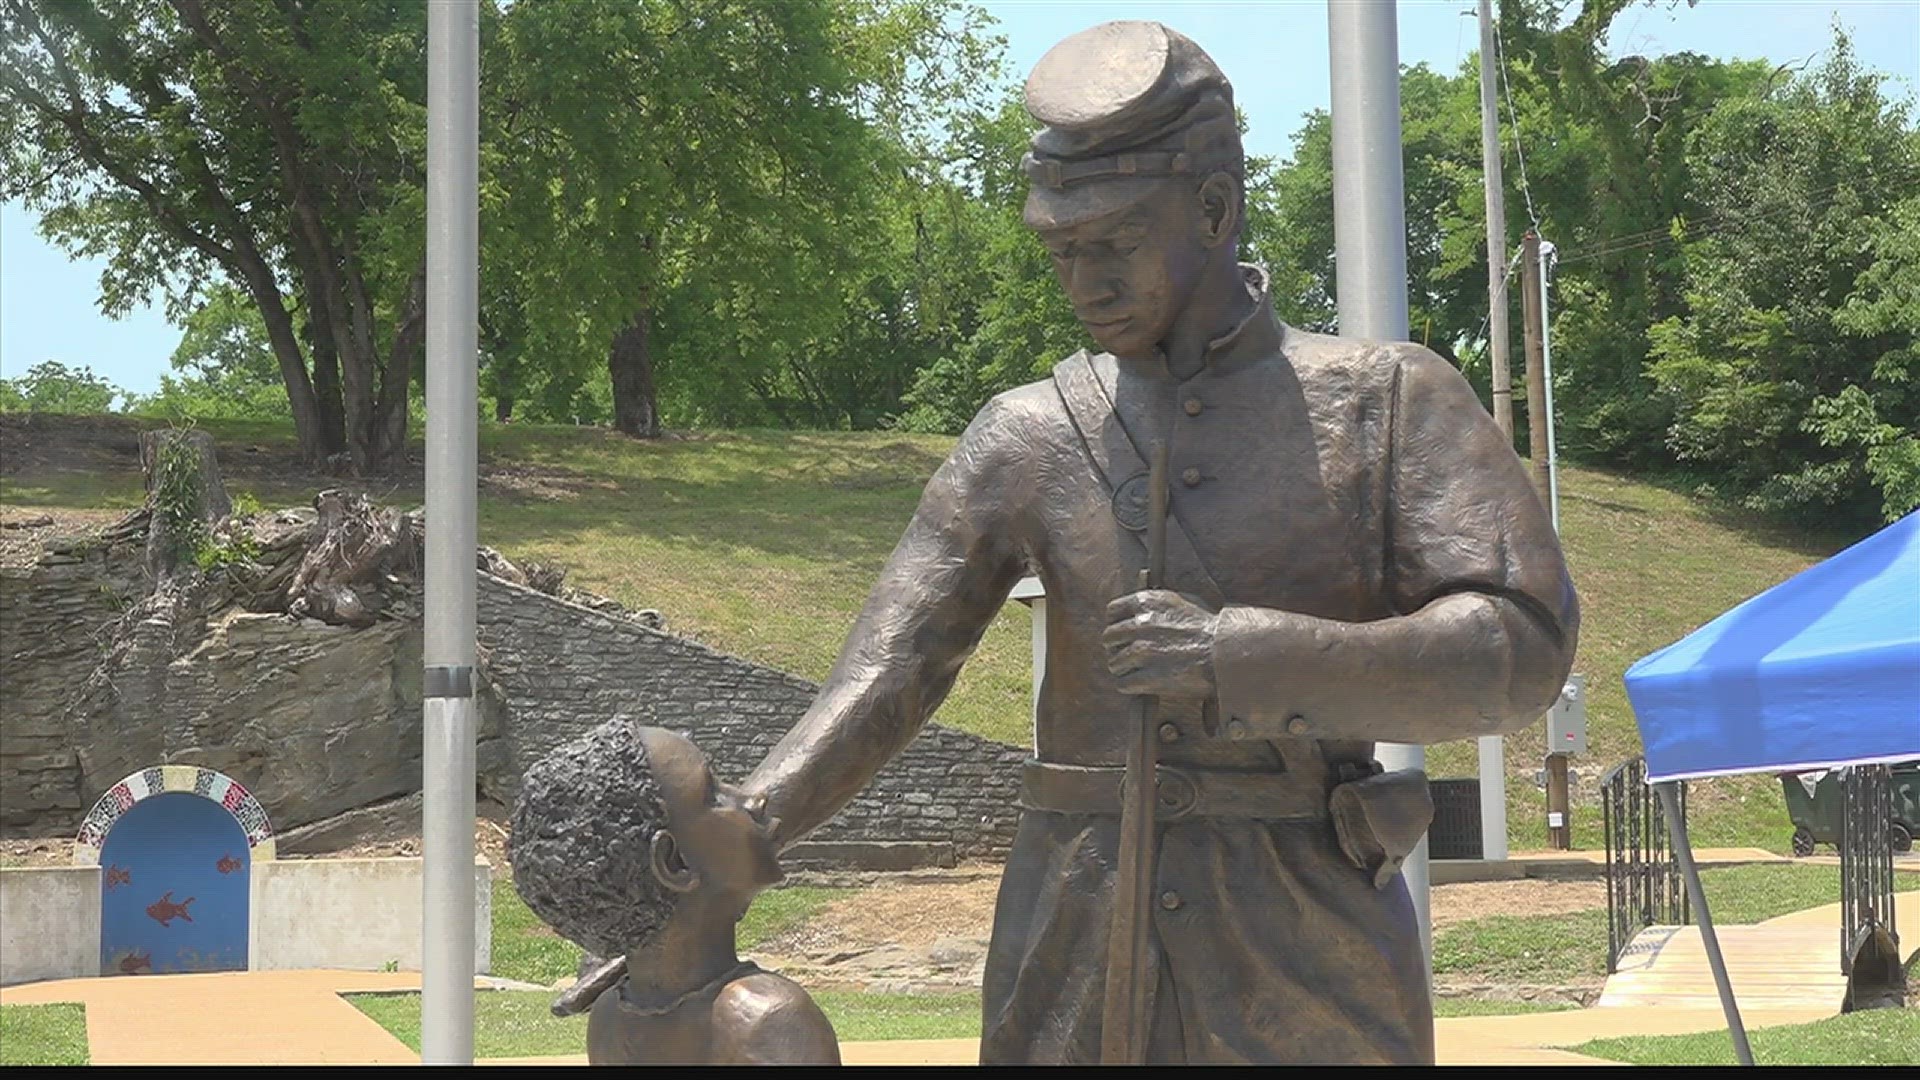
top-left (1656, 781), bottom-right (1754, 1066)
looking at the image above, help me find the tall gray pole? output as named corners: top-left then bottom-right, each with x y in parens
top-left (1474, 0), bottom-right (1512, 865)
top-left (423, 0), bottom-right (479, 1065)
top-left (1327, 0), bottom-right (1430, 969)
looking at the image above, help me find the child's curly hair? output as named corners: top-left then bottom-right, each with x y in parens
top-left (508, 717), bottom-right (678, 959)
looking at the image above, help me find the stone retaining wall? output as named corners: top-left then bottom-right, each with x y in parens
top-left (2, 538), bottom-right (1026, 866)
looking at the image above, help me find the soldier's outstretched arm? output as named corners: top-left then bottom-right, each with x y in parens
top-left (1210, 345), bottom-right (1580, 746)
top-left (743, 395), bottom-right (1033, 849)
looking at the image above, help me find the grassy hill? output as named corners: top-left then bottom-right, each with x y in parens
top-left (0, 414), bottom-right (1860, 851)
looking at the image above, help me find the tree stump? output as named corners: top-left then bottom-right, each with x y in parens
top-left (138, 429), bottom-right (232, 577)
top-left (283, 490), bottom-right (414, 626)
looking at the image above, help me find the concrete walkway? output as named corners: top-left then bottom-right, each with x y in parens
top-left (2, 968), bottom-right (1825, 1066)
top-left (1434, 846), bottom-right (1785, 884)
top-left (12, 872), bottom-right (1907, 1066)
top-left (0, 970), bottom-right (421, 1065)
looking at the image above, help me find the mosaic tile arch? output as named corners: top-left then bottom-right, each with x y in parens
top-left (74, 765), bottom-right (276, 866)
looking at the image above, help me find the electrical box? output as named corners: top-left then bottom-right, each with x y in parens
top-left (1545, 673), bottom-right (1587, 756)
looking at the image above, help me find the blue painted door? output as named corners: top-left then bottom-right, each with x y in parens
top-left (99, 792), bottom-right (249, 975)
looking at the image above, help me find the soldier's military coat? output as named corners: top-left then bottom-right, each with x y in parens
top-left (746, 265), bottom-right (1579, 1064)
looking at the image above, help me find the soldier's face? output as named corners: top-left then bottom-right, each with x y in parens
top-left (1038, 183), bottom-right (1209, 359)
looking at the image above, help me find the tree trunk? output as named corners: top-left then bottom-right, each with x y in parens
top-left (609, 307), bottom-right (660, 438)
top-left (239, 266), bottom-right (332, 468)
top-left (306, 312), bottom-right (349, 458)
top-left (366, 264), bottom-right (426, 475)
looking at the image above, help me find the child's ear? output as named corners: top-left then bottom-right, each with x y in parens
top-left (650, 830), bottom-right (700, 893)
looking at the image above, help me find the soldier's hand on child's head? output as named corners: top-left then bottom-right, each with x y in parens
top-left (1103, 589), bottom-right (1218, 698)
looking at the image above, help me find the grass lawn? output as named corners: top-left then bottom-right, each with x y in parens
top-left (345, 988), bottom-right (986, 1056)
top-left (0, 1003), bottom-right (88, 1066)
top-left (346, 987), bottom-right (1588, 1058)
top-left (812, 990), bottom-right (981, 1042)
top-left (0, 415), bottom-right (1864, 847)
top-left (1433, 863), bottom-right (1918, 985)
top-left (1571, 1008), bottom-right (1920, 1065)
top-left (489, 876), bottom-right (848, 986)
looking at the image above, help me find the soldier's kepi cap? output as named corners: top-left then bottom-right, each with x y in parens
top-left (1022, 21), bottom-right (1244, 231)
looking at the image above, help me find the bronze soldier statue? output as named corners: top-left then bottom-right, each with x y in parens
top-left (742, 20), bottom-right (1579, 1065)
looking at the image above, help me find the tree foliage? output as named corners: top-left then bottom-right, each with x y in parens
top-left (0, 0), bottom-right (428, 471)
top-left (0, 360), bottom-right (121, 413)
top-left (2, 0), bottom-right (1911, 528)
top-left (483, 0), bottom-right (999, 434)
top-left (1646, 38), bottom-right (1919, 523)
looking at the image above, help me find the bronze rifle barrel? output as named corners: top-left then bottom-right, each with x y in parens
top-left (1099, 443), bottom-right (1169, 1063)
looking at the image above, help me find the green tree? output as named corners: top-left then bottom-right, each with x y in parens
top-left (1494, 0), bottom-right (1770, 464)
top-left (1646, 34), bottom-right (1919, 524)
top-left (0, 0), bottom-right (430, 471)
top-left (1821, 194), bottom-right (1920, 521)
top-left (892, 94), bottom-right (1080, 434)
top-left (122, 284), bottom-right (288, 420)
top-left (486, 0), bottom-right (997, 435)
top-left (0, 360), bottom-right (122, 413)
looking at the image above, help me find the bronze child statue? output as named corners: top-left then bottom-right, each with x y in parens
top-left (509, 719), bottom-right (840, 1065)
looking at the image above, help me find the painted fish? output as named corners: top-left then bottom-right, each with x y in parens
top-left (146, 891), bottom-right (195, 927)
top-left (216, 854), bottom-right (242, 875)
top-left (105, 865), bottom-right (131, 891)
top-left (118, 951), bottom-right (152, 975)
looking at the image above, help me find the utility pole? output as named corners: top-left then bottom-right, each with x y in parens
top-left (1478, 0), bottom-right (1513, 439)
top-left (1474, 0), bottom-right (1512, 864)
top-left (1327, 0), bottom-right (1430, 970)
top-left (1521, 227), bottom-right (1569, 850)
top-left (423, 0), bottom-right (480, 1063)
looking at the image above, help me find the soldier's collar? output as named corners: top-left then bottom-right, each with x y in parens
top-left (1129, 263), bottom-right (1281, 379)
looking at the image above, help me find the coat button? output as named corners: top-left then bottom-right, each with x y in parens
top-left (1159, 890), bottom-right (1182, 911)
top-left (1287, 714), bottom-right (1310, 736)
top-left (1183, 397), bottom-right (1204, 416)
top-left (1157, 722), bottom-right (1181, 744)
top-left (1181, 466), bottom-right (1203, 488)
top-left (1226, 717), bottom-right (1249, 740)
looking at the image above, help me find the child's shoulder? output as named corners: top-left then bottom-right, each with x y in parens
top-left (712, 969), bottom-right (840, 1065)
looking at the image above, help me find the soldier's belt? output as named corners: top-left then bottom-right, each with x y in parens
top-left (1019, 760), bottom-right (1329, 822)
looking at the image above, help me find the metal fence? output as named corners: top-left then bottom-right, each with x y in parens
top-left (1839, 764), bottom-right (1898, 976)
top-left (1602, 756), bottom-right (1690, 973)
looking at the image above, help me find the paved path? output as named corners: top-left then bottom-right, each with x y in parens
top-left (11, 868), bottom-right (1908, 1066)
top-left (0, 970), bottom-right (420, 1065)
top-left (3, 968), bottom-right (1826, 1066)
top-left (480, 1005), bottom-right (1839, 1067)
top-left (1596, 888), bottom-right (1918, 1011)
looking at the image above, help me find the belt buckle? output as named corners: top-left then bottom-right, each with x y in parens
top-left (1154, 765), bottom-right (1199, 821)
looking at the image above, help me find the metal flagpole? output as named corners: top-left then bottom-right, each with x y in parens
top-left (1474, 0), bottom-right (1512, 864)
top-left (423, 0), bottom-right (479, 1065)
top-left (1327, 0), bottom-right (1431, 968)
top-left (1656, 783), bottom-right (1755, 1065)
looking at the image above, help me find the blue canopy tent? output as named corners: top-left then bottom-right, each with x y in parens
top-left (1622, 510), bottom-right (1920, 1064)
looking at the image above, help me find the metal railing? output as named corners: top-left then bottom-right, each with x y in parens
top-left (1839, 764), bottom-right (1897, 976)
top-left (1602, 756), bottom-right (1690, 973)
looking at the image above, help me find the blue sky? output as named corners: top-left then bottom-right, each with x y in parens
top-left (3, 0), bottom-right (1915, 395)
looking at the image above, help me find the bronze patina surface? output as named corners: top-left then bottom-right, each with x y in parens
top-left (743, 20), bottom-right (1579, 1065)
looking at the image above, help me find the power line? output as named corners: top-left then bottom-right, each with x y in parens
top-left (1558, 162), bottom-right (1920, 266)
top-left (1465, 241), bottom-right (1526, 351)
top-left (1492, 14), bottom-right (1541, 232)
